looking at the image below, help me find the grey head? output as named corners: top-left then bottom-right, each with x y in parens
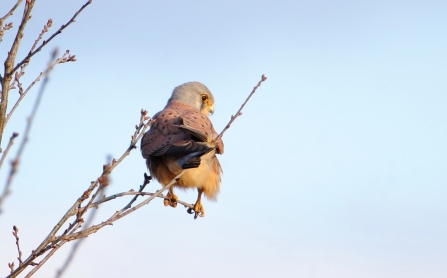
top-left (167, 82), bottom-right (215, 116)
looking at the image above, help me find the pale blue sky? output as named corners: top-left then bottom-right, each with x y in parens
top-left (1, 0), bottom-right (446, 277)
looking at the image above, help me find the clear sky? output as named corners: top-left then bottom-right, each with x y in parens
top-left (0, 0), bottom-right (446, 277)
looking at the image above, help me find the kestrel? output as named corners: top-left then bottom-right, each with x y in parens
top-left (141, 82), bottom-right (224, 218)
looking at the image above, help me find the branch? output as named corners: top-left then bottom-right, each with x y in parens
top-left (63, 171), bottom-right (185, 242)
top-left (9, 0), bottom-right (92, 76)
top-left (0, 132), bottom-right (18, 169)
top-left (213, 74), bottom-right (267, 143)
top-left (24, 243), bottom-right (61, 278)
top-left (7, 19), bottom-right (54, 94)
top-left (87, 189), bottom-right (194, 211)
top-left (23, 171), bottom-right (183, 277)
top-left (54, 186), bottom-right (107, 278)
top-left (122, 172), bottom-right (151, 210)
top-left (0, 0), bottom-right (35, 148)
top-left (5, 50), bottom-right (76, 127)
top-left (0, 50), bottom-right (57, 215)
top-left (6, 110), bottom-right (154, 278)
top-left (13, 226), bottom-right (23, 267)
top-left (0, 22), bottom-right (14, 45)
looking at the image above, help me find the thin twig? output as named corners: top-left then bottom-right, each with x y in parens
top-left (0, 132), bottom-right (18, 169)
top-left (5, 50), bottom-right (76, 127)
top-left (8, 262), bottom-right (14, 275)
top-left (12, 225), bottom-right (23, 266)
top-left (54, 187), bottom-right (106, 278)
top-left (122, 172), bottom-right (151, 210)
top-left (7, 19), bottom-right (54, 94)
top-left (0, 22), bottom-right (14, 45)
top-left (9, 0), bottom-right (92, 76)
top-left (29, 19), bottom-right (53, 54)
top-left (0, 50), bottom-right (57, 215)
top-left (213, 74), bottom-right (267, 143)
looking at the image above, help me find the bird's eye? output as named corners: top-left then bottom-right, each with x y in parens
top-left (201, 95), bottom-right (207, 101)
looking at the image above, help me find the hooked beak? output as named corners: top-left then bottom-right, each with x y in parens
top-left (208, 105), bottom-right (214, 115)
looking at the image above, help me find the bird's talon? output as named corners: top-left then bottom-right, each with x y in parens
top-left (164, 192), bottom-right (178, 208)
top-left (192, 201), bottom-right (205, 219)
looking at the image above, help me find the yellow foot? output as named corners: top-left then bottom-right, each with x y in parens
top-left (163, 192), bottom-right (178, 208)
top-left (192, 201), bottom-right (205, 219)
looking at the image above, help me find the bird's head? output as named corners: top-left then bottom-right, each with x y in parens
top-left (168, 82), bottom-right (215, 116)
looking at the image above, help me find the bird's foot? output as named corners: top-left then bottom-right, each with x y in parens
top-left (187, 201), bottom-right (205, 219)
top-left (163, 192), bottom-right (178, 208)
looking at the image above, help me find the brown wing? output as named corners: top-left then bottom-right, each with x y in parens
top-left (141, 101), bottom-right (224, 158)
top-left (175, 110), bottom-right (224, 154)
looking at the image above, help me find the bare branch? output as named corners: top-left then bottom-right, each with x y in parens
top-left (10, 0), bottom-right (92, 76)
top-left (213, 74), bottom-right (267, 143)
top-left (0, 132), bottom-right (18, 169)
top-left (7, 111), bottom-right (154, 278)
top-left (25, 242), bottom-right (62, 278)
top-left (30, 19), bottom-right (53, 54)
top-left (63, 171), bottom-right (185, 242)
top-left (7, 19), bottom-right (54, 94)
top-left (12, 226), bottom-right (23, 267)
top-left (8, 262), bottom-right (14, 275)
top-left (90, 190), bottom-right (195, 211)
top-left (122, 172), bottom-right (151, 210)
top-left (0, 49), bottom-right (57, 215)
top-left (54, 186), bottom-right (107, 278)
top-left (5, 50), bottom-right (76, 127)
top-left (0, 22), bottom-right (14, 44)
top-left (0, 0), bottom-right (35, 148)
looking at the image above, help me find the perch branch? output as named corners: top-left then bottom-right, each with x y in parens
top-left (86, 189), bottom-right (194, 211)
top-left (63, 171), bottom-right (185, 241)
top-left (24, 171), bottom-right (182, 277)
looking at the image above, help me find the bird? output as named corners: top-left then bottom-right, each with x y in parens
top-left (141, 82), bottom-right (224, 219)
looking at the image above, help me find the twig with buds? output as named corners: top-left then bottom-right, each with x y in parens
top-left (0, 132), bottom-right (18, 169)
top-left (0, 50), bottom-right (58, 215)
top-left (213, 74), bottom-right (267, 143)
top-left (10, 0), bottom-right (92, 76)
top-left (5, 50), bottom-right (76, 127)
